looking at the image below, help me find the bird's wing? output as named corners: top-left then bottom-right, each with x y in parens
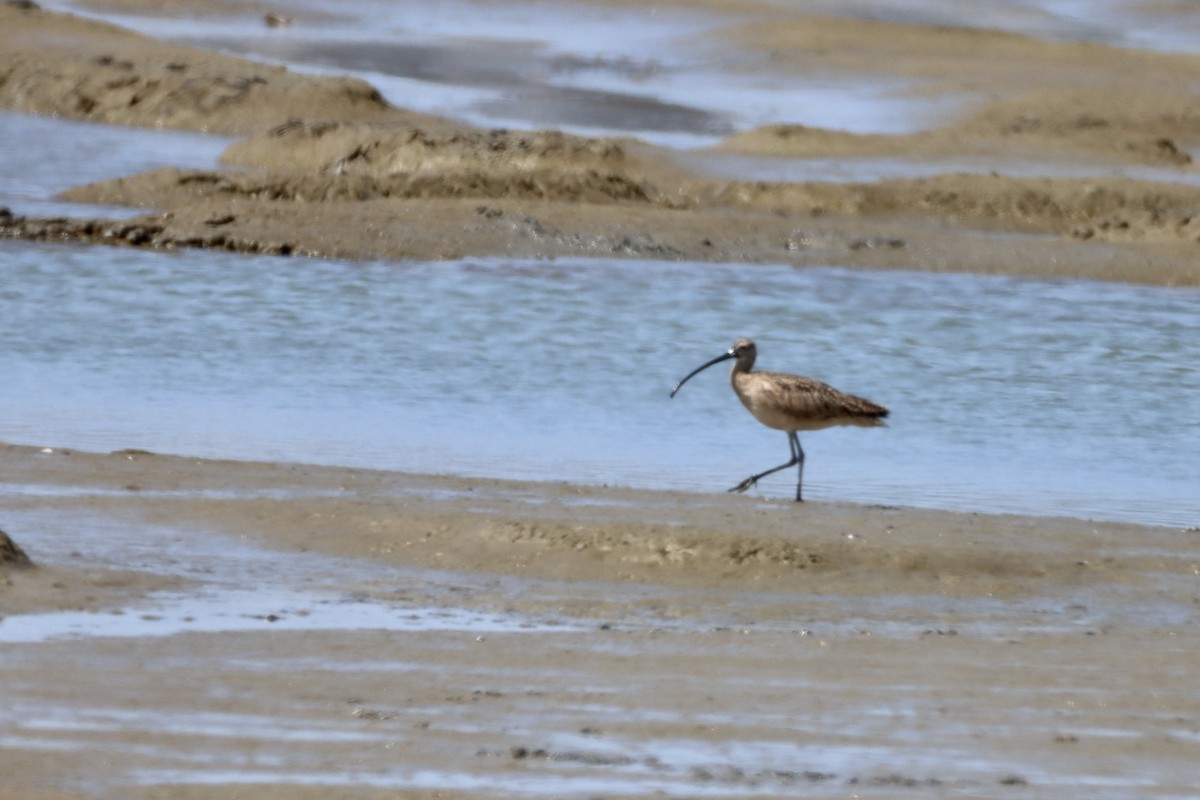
top-left (760, 371), bottom-right (888, 420)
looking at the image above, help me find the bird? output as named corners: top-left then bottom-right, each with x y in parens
top-left (670, 338), bottom-right (888, 502)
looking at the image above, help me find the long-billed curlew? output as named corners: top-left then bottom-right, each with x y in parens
top-left (670, 338), bottom-right (888, 502)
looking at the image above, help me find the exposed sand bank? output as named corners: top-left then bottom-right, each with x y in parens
top-left (3, 2), bottom-right (1200, 284)
top-left (2, 442), bottom-right (1198, 798)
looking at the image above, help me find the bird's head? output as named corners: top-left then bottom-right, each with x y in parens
top-left (670, 338), bottom-right (757, 398)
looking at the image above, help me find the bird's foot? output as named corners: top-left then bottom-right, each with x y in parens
top-left (728, 476), bottom-right (757, 494)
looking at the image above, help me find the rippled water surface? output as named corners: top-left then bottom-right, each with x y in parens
top-left (2, 241), bottom-right (1197, 526)
top-left (0, 110), bottom-right (229, 218)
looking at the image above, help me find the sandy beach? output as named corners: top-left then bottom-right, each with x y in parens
top-left (2, 0), bottom-right (1200, 797)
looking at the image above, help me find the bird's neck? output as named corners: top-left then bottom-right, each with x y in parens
top-left (729, 360), bottom-right (752, 384)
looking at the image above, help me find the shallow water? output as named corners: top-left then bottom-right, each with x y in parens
top-left (0, 110), bottom-right (229, 218)
top-left (0, 590), bottom-right (576, 644)
top-left (1, 240), bottom-right (1197, 527)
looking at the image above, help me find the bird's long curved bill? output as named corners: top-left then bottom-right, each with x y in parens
top-left (669, 351), bottom-right (734, 398)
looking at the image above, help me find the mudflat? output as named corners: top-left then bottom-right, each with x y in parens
top-left (2, 1), bottom-right (1199, 796)
top-left (2, 443), bottom-right (1198, 797)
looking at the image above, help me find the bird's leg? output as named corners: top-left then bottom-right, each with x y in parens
top-left (729, 432), bottom-right (801, 497)
top-left (793, 433), bottom-right (806, 503)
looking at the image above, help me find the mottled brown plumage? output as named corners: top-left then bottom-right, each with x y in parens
top-left (670, 337), bottom-right (887, 501)
top-left (727, 339), bottom-right (888, 432)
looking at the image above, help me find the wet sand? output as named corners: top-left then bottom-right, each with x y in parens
top-left (3, 1), bottom-right (1200, 284)
top-left (2, 442), bottom-right (1199, 797)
